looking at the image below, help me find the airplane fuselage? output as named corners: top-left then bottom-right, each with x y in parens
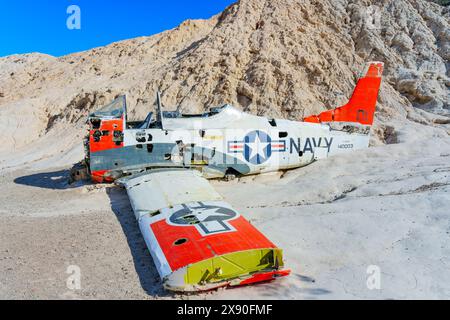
top-left (87, 104), bottom-right (370, 182)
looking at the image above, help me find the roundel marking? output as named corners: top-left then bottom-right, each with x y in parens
top-left (243, 130), bottom-right (272, 165)
top-left (168, 202), bottom-right (239, 235)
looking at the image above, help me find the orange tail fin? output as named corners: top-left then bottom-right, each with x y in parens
top-left (304, 62), bottom-right (384, 126)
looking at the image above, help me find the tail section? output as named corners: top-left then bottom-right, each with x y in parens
top-left (304, 62), bottom-right (384, 126)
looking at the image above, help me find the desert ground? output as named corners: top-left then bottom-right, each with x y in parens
top-left (0, 0), bottom-right (449, 299)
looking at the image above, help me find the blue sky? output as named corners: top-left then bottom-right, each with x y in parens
top-left (0, 0), bottom-right (236, 57)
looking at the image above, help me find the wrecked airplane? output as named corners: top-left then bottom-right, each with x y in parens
top-left (72, 62), bottom-right (383, 292)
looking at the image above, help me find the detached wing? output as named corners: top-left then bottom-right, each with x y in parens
top-left (118, 169), bottom-right (290, 292)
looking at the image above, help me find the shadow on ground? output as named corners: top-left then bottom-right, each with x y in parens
top-left (223, 272), bottom-right (332, 299)
top-left (14, 169), bottom-right (85, 190)
top-left (14, 169), bottom-right (172, 297)
top-left (106, 186), bottom-right (172, 298)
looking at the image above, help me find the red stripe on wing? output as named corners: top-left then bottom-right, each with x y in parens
top-left (150, 216), bottom-right (276, 271)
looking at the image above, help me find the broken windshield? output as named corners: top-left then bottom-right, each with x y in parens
top-left (90, 95), bottom-right (126, 119)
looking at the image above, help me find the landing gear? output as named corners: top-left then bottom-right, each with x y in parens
top-left (224, 174), bottom-right (236, 182)
top-left (223, 168), bottom-right (241, 182)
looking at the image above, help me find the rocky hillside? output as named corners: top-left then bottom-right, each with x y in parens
top-left (0, 0), bottom-right (448, 152)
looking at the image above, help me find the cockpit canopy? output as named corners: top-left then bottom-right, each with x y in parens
top-left (133, 104), bottom-right (232, 129)
top-left (161, 105), bottom-right (227, 119)
top-left (89, 94), bottom-right (247, 130)
top-left (89, 95), bottom-right (126, 119)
